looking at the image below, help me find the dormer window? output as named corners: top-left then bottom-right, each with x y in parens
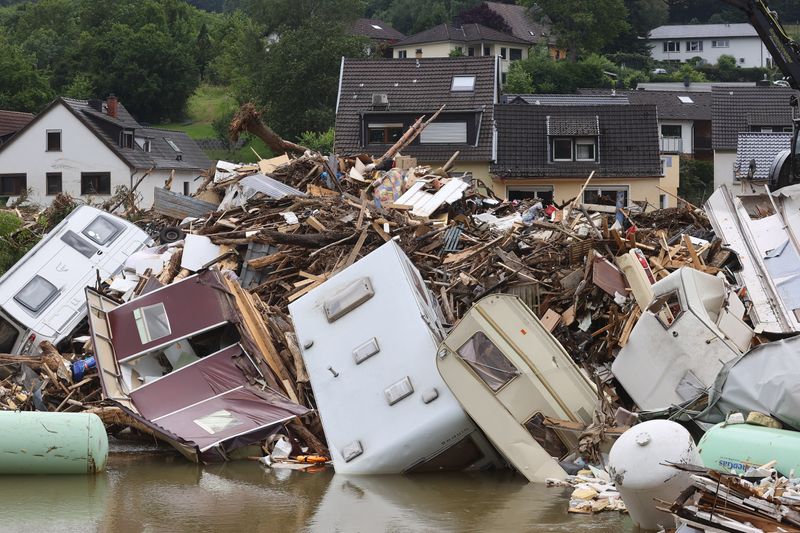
top-left (120, 130), bottom-right (134, 149)
top-left (550, 137), bottom-right (598, 162)
top-left (451, 76), bottom-right (475, 92)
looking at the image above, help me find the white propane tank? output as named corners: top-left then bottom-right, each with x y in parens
top-left (608, 420), bottom-right (701, 531)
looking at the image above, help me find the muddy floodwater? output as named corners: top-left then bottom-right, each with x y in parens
top-left (0, 441), bottom-right (632, 532)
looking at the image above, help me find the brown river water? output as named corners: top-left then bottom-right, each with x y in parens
top-left (0, 440), bottom-right (633, 533)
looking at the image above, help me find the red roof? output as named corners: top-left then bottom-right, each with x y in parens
top-left (0, 109), bottom-right (34, 138)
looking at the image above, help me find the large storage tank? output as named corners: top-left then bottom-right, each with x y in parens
top-left (608, 420), bottom-right (701, 531)
top-left (0, 412), bottom-right (108, 474)
top-left (699, 422), bottom-right (800, 476)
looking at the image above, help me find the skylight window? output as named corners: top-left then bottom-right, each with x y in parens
top-left (678, 96), bottom-right (694, 104)
top-left (451, 76), bottom-right (476, 92)
top-left (164, 138), bottom-right (182, 152)
top-left (371, 24), bottom-right (382, 30)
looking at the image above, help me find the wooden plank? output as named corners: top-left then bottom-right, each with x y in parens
top-left (683, 234), bottom-right (704, 270)
top-left (344, 229), bottom-right (369, 268)
top-left (306, 216), bottom-right (327, 232)
top-left (153, 187), bottom-right (218, 219)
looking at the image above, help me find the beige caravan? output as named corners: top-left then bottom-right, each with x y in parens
top-left (436, 294), bottom-right (597, 482)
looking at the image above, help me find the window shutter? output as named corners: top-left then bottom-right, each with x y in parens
top-left (420, 122), bottom-right (468, 144)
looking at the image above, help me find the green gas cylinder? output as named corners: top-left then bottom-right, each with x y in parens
top-left (698, 422), bottom-right (800, 476)
top-left (0, 411), bottom-right (108, 474)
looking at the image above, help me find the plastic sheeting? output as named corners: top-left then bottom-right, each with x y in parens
top-left (707, 335), bottom-right (800, 429)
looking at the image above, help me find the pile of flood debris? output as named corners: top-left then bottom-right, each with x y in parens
top-left (1, 104), bottom-right (799, 509)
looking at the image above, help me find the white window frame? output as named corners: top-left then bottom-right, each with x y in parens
top-left (451, 76), bottom-right (476, 92)
top-left (551, 138), bottom-right (573, 161)
top-left (686, 40), bottom-right (703, 52)
top-left (712, 39), bottom-right (729, 48)
top-left (506, 185), bottom-right (554, 201)
top-left (397, 50), bottom-right (407, 59)
top-left (664, 41), bottom-right (680, 53)
top-left (46, 129), bottom-right (62, 152)
top-left (574, 138), bottom-right (597, 161)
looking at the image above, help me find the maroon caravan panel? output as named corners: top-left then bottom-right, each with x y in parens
top-left (107, 275), bottom-right (229, 361)
top-left (128, 344), bottom-right (258, 420)
top-left (151, 388), bottom-right (304, 453)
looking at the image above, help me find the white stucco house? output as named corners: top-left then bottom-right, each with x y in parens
top-left (648, 23), bottom-right (773, 68)
top-left (0, 96), bottom-right (211, 207)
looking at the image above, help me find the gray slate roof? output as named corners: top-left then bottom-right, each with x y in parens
top-left (635, 82), bottom-right (756, 92)
top-left (491, 104), bottom-right (662, 179)
top-left (649, 23), bottom-right (757, 39)
top-left (335, 57), bottom-right (498, 161)
top-left (504, 94), bottom-right (630, 105)
top-left (578, 89), bottom-right (712, 120)
top-left (734, 132), bottom-right (791, 180)
top-left (350, 18), bottom-right (405, 41)
top-left (711, 86), bottom-right (797, 150)
top-left (483, 1), bottom-right (554, 44)
top-left (394, 23), bottom-right (529, 47)
top-left (60, 98), bottom-right (211, 170)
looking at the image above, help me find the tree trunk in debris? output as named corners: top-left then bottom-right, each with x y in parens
top-left (229, 103), bottom-right (309, 155)
top-left (260, 230), bottom-right (354, 248)
top-left (373, 104), bottom-right (445, 167)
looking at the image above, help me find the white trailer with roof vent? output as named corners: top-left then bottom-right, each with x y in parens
top-left (0, 205), bottom-right (150, 355)
top-left (289, 240), bottom-right (501, 474)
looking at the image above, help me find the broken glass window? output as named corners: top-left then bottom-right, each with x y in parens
top-left (133, 303), bottom-right (171, 344)
top-left (457, 331), bottom-right (519, 391)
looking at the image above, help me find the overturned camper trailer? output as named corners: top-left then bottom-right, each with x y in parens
top-left (289, 241), bottom-right (501, 475)
top-left (0, 205), bottom-right (150, 355)
top-left (705, 184), bottom-right (800, 334)
top-left (436, 294), bottom-right (597, 483)
top-left (86, 270), bottom-right (308, 462)
top-left (612, 267), bottom-right (753, 411)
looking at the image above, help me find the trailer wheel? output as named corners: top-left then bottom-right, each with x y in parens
top-left (159, 226), bottom-right (184, 244)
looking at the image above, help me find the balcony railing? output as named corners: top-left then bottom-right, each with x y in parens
top-left (660, 137), bottom-right (683, 153)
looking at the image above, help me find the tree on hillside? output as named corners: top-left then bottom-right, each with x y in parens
top-left (196, 22), bottom-right (212, 80)
top-left (237, 0), bottom-right (366, 32)
top-left (523, 0), bottom-right (629, 59)
top-left (372, 0), bottom-right (482, 35)
top-left (456, 3), bottom-right (512, 33)
top-left (0, 34), bottom-right (54, 112)
top-left (243, 19), bottom-right (369, 138)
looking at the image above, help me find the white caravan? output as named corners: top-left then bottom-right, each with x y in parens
top-left (289, 240), bottom-right (501, 474)
top-left (0, 205), bottom-right (150, 355)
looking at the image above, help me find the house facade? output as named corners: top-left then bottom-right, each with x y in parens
top-left (579, 88), bottom-right (713, 159)
top-left (335, 56), bottom-right (499, 183)
top-left (648, 23), bottom-right (772, 68)
top-left (390, 23), bottom-right (530, 79)
top-left (491, 103), bottom-right (679, 208)
top-left (712, 86), bottom-right (796, 189)
top-left (0, 97), bottom-right (210, 207)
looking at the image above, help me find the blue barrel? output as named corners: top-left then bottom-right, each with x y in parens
top-left (71, 356), bottom-right (96, 381)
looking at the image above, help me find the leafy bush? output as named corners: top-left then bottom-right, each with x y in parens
top-left (298, 128), bottom-right (335, 154)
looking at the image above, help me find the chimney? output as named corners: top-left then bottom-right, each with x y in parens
top-left (106, 94), bottom-right (118, 118)
top-left (415, 48), bottom-right (423, 59)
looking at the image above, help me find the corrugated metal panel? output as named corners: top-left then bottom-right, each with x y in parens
top-left (420, 122), bottom-right (467, 144)
top-left (153, 187), bottom-right (218, 219)
top-left (240, 173), bottom-right (305, 199)
top-left (395, 179), bottom-right (470, 218)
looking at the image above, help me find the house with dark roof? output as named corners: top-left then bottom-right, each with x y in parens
top-left (491, 103), bottom-right (678, 208)
top-left (349, 18), bottom-right (405, 58)
top-left (648, 23), bottom-right (772, 68)
top-left (390, 23), bottom-right (529, 81)
top-left (0, 110), bottom-right (34, 146)
top-left (578, 88), bottom-right (713, 159)
top-left (481, 1), bottom-right (562, 59)
top-left (0, 96), bottom-right (210, 206)
top-left (711, 86), bottom-right (796, 189)
top-left (335, 56), bottom-right (499, 182)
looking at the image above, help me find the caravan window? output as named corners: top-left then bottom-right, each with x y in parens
top-left (457, 331), bottom-right (520, 391)
top-left (82, 216), bottom-right (124, 245)
top-left (14, 276), bottom-right (59, 314)
top-left (60, 230), bottom-right (98, 258)
top-left (647, 290), bottom-right (683, 328)
top-left (0, 317), bottom-right (20, 353)
top-left (524, 412), bottom-right (569, 459)
top-left (133, 303), bottom-right (171, 344)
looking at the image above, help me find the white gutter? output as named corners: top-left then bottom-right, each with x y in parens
top-left (335, 56), bottom-right (345, 115)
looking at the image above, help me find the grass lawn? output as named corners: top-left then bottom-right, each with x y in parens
top-left (785, 23), bottom-right (800, 41)
top-left (155, 84), bottom-right (273, 163)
